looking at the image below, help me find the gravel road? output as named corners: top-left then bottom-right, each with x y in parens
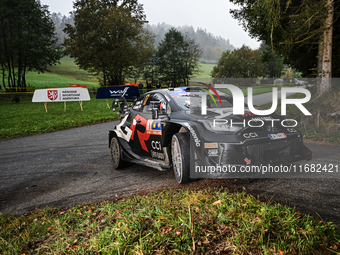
top-left (0, 122), bottom-right (339, 224)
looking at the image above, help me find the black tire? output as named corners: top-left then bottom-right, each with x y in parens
top-left (110, 136), bottom-right (129, 169)
top-left (171, 133), bottom-right (190, 184)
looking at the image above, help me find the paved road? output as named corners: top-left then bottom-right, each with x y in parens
top-left (1, 122), bottom-right (340, 224)
top-left (0, 122), bottom-right (176, 214)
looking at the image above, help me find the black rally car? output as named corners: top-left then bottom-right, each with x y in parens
top-left (109, 87), bottom-right (312, 184)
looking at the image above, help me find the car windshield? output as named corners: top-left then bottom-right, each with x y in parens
top-left (169, 89), bottom-right (233, 111)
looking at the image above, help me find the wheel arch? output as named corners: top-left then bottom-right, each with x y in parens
top-left (162, 122), bottom-right (188, 148)
top-left (108, 130), bottom-right (118, 148)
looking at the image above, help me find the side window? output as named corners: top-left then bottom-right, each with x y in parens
top-left (154, 93), bottom-right (170, 114)
top-left (132, 96), bottom-right (144, 111)
top-left (140, 93), bottom-right (170, 114)
top-left (141, 94), bottom-right (156, 113)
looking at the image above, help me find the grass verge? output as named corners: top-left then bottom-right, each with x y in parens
top-left (0, 188), bottom-right (339, 254)
top-left (0, 95), bottom-right (120, 140)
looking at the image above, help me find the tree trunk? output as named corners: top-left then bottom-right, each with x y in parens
top-left (319, 0), bottom-right (334, 94)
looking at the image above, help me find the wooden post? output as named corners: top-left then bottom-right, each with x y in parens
top-left (106, 99), bottom-right (110, 109)
top-left (79, 101), bottom-right (83, 111)
top-left (64, 101), bottom-right (66, 112)
top-left (44, 102), bottom-right (48, 113)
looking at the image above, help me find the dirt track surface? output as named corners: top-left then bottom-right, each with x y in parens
top-left (0, 122), bottom-right (340, 225)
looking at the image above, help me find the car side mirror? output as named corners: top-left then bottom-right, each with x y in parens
top-left (150, 100), bottom-right (169, 120)
top-left (152, 108), bottom-right (159, 119)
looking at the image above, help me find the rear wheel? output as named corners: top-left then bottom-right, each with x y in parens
top-left (110, 136), bottom-right (129, 169)
top-left (171, 133), bottom-right (190, 184)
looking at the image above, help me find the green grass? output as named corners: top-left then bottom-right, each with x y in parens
top-left (25, 72), bottom-right (99, 90)
top-left (196, 63), bottom-right (216, 78)
top-left (3, 57), bottom-right (214, 92)
top-left (1, 188), bottom-right (339, 254)
top-left (48, 56), bottom-right (99, 82)
top-left (0, 95), bottom-right (119, 140)
top-left (1, 56), bottom-right (100, 92)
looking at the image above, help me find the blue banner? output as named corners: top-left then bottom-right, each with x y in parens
top-left (96, 85), bottom-right (140, 99)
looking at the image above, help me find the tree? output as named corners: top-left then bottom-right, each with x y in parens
top-left (211, 45), bottom-right (264, 79)
top-left (259, 43), bottom-right (284, 78)
top-left (0, 0), bottom-right (62, 92)
top-left (157, 28), bottom-right (202, 86)
top-left (63, 0), bottom-right (154, 86)
top-left (229, 0), bottom-right (336, 94)
top-left (182, 34), bottom-right (203, 85)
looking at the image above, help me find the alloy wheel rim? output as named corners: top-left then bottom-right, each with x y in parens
top-left (111, 139), bottom-right (119, 164)
top-left (172, 139), bottom-right (182, 181)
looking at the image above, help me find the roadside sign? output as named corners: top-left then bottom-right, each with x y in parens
top-left (32, 86), bottom-right (90, 112)
top-left (96, 85), bottom-right (140, 99)
top-left (96, 84), bottom-right (140, 109)
top-left (32, 87), bottom-right (90, 102)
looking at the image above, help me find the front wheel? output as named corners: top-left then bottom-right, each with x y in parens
top-left (110, 136), bottom-right (129, 169)
top-left (171, 133), bottom-right (190, 184)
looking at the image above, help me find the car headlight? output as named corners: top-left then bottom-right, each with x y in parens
top-left (200, 120), bottom-right (243, 134)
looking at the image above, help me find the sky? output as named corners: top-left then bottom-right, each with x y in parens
top-left (40, 0), bottom-right (261, 49)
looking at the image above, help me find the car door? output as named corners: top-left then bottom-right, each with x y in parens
top-left (127, 93), bottom-right (164, 159)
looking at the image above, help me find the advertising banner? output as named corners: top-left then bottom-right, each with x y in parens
top-left (96, 85), bottom-right (140, 99)
top-left (32, 87), bottom-right (90, 102)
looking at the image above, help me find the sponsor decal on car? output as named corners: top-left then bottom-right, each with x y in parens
top-left (183, 122), bottom-right (201, 147)
top-left (287, 128), bottom-right (298, 133)
top-left (146, 120), bottom-right (162, 135)
top-left (130, 115), bottom-right (150, 152)
top-left (207, 149), bottom-right (219, 156)
top-left (151, 150), bottom-right (165, 159)
top-left (151, 140), bottom-right (162, 151)
top-left (204, 142), bottom-right (218, 148)
top-left (244, 158), bottom-right (251, 165)
top-left (116, 115), bottom-right (133, 141)
top-left (243, 132), bottom-right (259, 139)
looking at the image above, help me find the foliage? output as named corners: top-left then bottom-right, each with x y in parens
top-left (52, 14), bottom-right (235, 62)
top-left (148, 24), bottom-right (235, 61)
top-left (50, 12), bottom-right (75, 45)
top-left (63, 0), bottom-right (154, 86)
top-left (1, 188), bottom-right (339, 254)
top-left (211, 45), bottom-right (264, 79)
top-left (0, 0), bottom-right (62, 92)
top-left (228, 0), bottom-right (334, 78)
top-left (157, 28), bottom-right (202, 86)
top-left (259, 43), bottom-right (284, 78)
top-left (138, 48), bottom-right (159, 84)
